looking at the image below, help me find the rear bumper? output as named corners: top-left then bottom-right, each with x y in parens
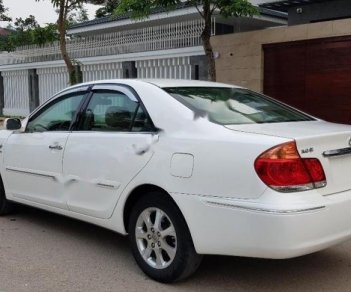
top-left (171, 190), bottom-right (351, 259)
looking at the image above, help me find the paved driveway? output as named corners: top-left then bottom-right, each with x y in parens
top-left (1, 206), bottom-right (351, 292)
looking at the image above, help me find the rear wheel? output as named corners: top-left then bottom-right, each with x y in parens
top-left (128, 192), bottom-right (202, 283)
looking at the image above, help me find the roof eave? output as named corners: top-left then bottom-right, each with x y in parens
top-left (67, 6), bottom-right (200, 35)
top-left (260, 0), bottom-right (328, 12)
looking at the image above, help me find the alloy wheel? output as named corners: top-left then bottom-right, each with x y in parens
top-left (135, 207), bottom-right (177, 269)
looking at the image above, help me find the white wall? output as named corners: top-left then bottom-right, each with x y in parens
top-left (2, 70), bottom-right (30, 116)
top-left (0, 51), bottom-right (200, 116)
top-left (37, 67), bottom-right (69, 104)
top-left (251, 0), bottom-right (273, 5)
top-left (82, 63), bottom-right (123, 82)
top-left (136, 57), bottom-right (191, 79)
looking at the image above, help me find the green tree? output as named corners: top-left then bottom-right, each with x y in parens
top-left (13, 15), bottom-right (39, 31)
top-left (96, 0), bottom-right (119, 18)
top-left (67, 7), bottom-right (89, 24)
top-left (8, 15), bottom-right (39, 48)
top-left (30, 23), bottom-right (59, 46)
top-left (117, 0), bottom-right (257, 81)
top-left (0, 0), bottom-right (11, 21)
top-left (0, 16), bottom-right (59, 52)
top-left (0, 35), bottom-right (14, 52)
top-left (0, 0), bottom-right (12, 51)
top-left (35, 0), bottom-right (106, 85)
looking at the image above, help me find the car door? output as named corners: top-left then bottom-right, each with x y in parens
top-left (3, 88), bottom-right (87, 209)
top-left (63, 84), bottom-right (156, 219)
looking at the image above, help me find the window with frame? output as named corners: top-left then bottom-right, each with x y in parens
top-left (79, 90), bottom-right (153, 132)
top-left (26, 93), bottom-right (85, 133)
top-left (164, 87), bottom-right (314, 125)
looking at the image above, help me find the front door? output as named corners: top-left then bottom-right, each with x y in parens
top-left (63, 85), bottom-right (155, 219)
top-left (3, 91), bottom-right (86, 209)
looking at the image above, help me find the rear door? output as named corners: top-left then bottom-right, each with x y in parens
top-left (63, 84), bottom-right (155, 219)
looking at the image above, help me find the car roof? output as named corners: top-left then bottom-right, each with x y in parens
top-left (141, 79), bottom-right (242, 88)
top-left (70, 79), bottom-right (242, 90)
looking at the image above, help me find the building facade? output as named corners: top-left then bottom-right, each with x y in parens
top-left (261, 0), bottom-right (351, 25)
top-left (212, 0), bottom-right (351, 124)
top-left (0, 1), bottom-right (285, 116)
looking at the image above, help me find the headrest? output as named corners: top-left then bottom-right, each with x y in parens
top-left (105, 106), bottom-right (131, 129)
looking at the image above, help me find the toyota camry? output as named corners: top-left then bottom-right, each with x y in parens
top-left (1, 79), bottom-right (351, 282)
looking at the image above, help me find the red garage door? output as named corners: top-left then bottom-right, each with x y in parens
top-left (263, 36), bottom-right (351, 124)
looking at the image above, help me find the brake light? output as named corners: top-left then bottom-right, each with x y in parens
top-left (254, 141), bottom-right (326, 192)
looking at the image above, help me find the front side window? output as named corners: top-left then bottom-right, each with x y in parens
top-left (164, 87), bottom-right (314, 125)
top-left (79, 91), bottom-right (153, 132)
top-left (26, 93), bottom-right (85, 132)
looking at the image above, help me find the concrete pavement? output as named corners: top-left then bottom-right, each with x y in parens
top-left (1, 206), bottom-right (351, 292)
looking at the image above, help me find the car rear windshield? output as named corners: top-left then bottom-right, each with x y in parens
top-left (163, 87), bottom-right (314, 125)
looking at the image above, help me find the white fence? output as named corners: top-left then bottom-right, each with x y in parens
top-left (82, 63), bottom-right (123, 82)
top-left (2, 70), bottom-right (30, 116)
top-left (1, 54), bottom-right (200, 116)
top-left (37, 67), bottom-right (70, 104)
top-left (0, 13), bottom-right (211, 116)
top-left (1, 19), bottom-right (206, 65)
top-left (136, 57), bottom-right (191, 79)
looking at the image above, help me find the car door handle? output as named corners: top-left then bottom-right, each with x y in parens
top-left (49, 145), bottom-right (63, 150)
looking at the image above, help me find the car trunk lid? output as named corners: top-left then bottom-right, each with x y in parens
top-left (225, 121), bottom-right (351, 196)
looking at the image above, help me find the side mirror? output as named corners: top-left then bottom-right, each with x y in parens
top-left (4, 118), bottom-right (22, 130)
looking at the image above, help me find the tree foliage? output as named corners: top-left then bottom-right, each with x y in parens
top-left (116, 0), bottom-right (257, 81)
top-left (0, 0), bottom-right (11, 21)
top-left (13, 15), bottom-right (39, 31)
top-left (0, 16), bottom-right (58, 52)
top-left (35, 0), bottom-right (106, 85)
top-left (30, 23), bottom-right (59, 45)
top-left (96, 0), bottom-right (119, 18)
top-left (68, 7), bottom-right (89, 23)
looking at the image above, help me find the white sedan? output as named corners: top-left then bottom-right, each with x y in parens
top-left (1, 79), bottom-right (351, 282)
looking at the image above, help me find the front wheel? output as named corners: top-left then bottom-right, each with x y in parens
top-left (128, 192), bottom-right (202, 283)
top-left (0, 179), bottom-right (13, 215)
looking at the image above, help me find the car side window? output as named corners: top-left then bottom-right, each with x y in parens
top-left (26, 93), bottom-right (85, 133)
top-left (80, 90), bottom-right (153, 132)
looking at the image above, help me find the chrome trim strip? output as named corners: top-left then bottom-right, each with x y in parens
top-left (206, 201), bottom-right (325, 214)
top-left (92, 84), bottom-right (138, 102)
top-left (96, 183), bottom-right (116, 188)
top-left (6, 167), bottom-right (56, 180)
top-left (323, 147), bottom-right (351, 158)
top-left (323, 188), bottom-right (351, 197)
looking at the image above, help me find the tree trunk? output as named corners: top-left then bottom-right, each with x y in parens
top-left (201, 29), bottom-right (216, 82)
top-left (201, 2), bottom-right (216, 82)
top-left (58, 0), bottom-right (79, 85)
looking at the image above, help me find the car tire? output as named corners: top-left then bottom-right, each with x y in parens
top-left (0, 179), bottom-right (13, 216)
top-left (128, 191), bottom-right (202, 283)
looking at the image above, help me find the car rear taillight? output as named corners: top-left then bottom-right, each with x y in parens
top-left (254, 141), bottom-right (326, 192)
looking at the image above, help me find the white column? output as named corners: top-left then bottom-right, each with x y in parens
top-left (37, 67), bottom-right (69, 104)
top-left (2, 70), bottom-right (30, 116)
top-left (81, 62), bottom-right (123, 82)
